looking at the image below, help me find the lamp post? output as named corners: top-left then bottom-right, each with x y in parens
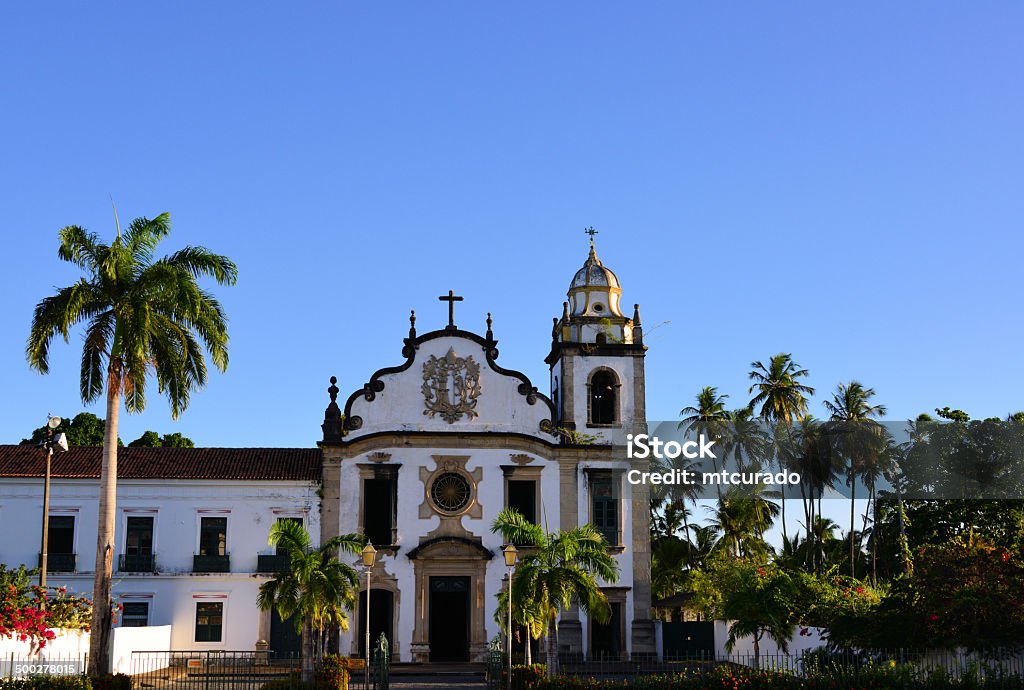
top-left (502, 544), bottom-right (518, 690)
top-left (38, 415), bottom-right (69, 589)
top-left (361, 542), bottom-right (377, 689)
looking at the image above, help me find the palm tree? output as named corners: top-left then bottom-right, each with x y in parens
top-left (823, 382), bottom-right (886, 578)
top-left (492, 508), bottom-right (619, 676)
top-left (680, 387), bottom-right (731, 499)
top-left (783, 416), bottom-right (842, 572)
top-left (748, 354), bottom-right (814, 547)
top-left (257, 520), bottom-right (364, 682)
top-left (747, 354), bottom-right (815, 424)
top-left (26, 214), bottom-right (236, 674)
top-left (706, 484), bottom-right (778, 560)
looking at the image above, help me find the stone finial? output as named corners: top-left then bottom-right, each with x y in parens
top-left (409, 310), bottom-right (417, 338)
top-left (486, 312), bottom-right (493, 340)
top-left (633, 303), bottom-right (643, 344)
top-left (562, 301), bottom-right (571, 323)
top-left (322, 375), bottom-right (344, 443)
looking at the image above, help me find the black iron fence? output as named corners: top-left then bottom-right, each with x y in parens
top-left (129, 645), bottom-right (392, 690)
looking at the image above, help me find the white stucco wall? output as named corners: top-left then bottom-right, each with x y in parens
top-left (0, 477), bottom-right (319, 652)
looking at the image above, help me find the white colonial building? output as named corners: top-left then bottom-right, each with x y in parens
top-left (0, 242), bottom-right (654, 662)
top-left (0, 447), bottom-right (319, 654)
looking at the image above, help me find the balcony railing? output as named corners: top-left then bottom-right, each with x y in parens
top-left (119, 553), bottom-right (157, 573)
top-left (257, 553), bottom-right (289, 573)
top-left (193, 554), bottom-right (230, 573)
top-left (39, 553), bottom-right (76, 572)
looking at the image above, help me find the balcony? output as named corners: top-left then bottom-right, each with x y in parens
top-left (193, 554), bottom-right (230, 573)
top-left (39, 553), bottom-right (76, 572)
top-left (119, 553), bottom-right (157, 573)
top-left (257, 553), bottom-right (289, 573)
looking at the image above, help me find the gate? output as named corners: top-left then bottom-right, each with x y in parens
top-left (371, 634), bottom-right (389, 690)
top-left (485, 637), bottom-right (504, 690)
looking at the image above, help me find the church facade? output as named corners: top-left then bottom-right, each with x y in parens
top-left (320, 243), bottom-right (654, 662)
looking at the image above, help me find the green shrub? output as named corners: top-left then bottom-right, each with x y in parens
top-left (520, 664), bottom-right (1024, 690)
top-left (0, 677), bottom-right (92, 690)
top-left (316, 655), bottom-right (350, 690)
top-left (511, 664), bottom-right (546, 690)
top-left (88, 675), bottom-right (130, 690)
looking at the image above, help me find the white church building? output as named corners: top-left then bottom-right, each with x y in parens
top-left (0, 243), bottom-right (654, 662)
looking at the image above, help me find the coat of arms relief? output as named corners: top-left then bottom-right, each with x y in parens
top-left (422, 347), bottom-right (482, 423)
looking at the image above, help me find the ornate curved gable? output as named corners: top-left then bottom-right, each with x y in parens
top-left (341, 327), bottom-right (556, 441)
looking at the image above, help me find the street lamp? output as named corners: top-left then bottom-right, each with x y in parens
top-left (39, 415), bottom-right (69, 589)
top-left (502, 544), bottom-right (518, 690)
top-left (361, 542), bottom-right (377, 689)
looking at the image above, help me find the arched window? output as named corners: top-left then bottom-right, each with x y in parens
top-left (589, 370), bottom-right (618, 425)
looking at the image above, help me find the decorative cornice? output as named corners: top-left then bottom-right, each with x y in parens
top-left (406, 536), bottom-right (494, 561)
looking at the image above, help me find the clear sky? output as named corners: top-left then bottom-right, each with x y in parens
top-left (2, 3), bottom-right (1022, 449)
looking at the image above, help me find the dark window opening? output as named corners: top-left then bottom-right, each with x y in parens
top-left (590, 371), bottom-right (617, 424)
top-left (363, 476), bottom-right (396, 547)
top-left (591, 476), bottom-right (618, 545)
top-left (275, 517), bottom-right (302, 556)
top-left (125, 517), bottom-right (154, 556)
top-left (122, 516), bottom-right (156, 572)
top-left (121, 602), bottom-right (150, 628)
top-left (195, 602), bottom-right (223, 642)
top-left (507, 480), bottom-right (537, 526)
top-left (199, 517), bottom-right (227, 556)
top-left (49, 516), bottom-right (75, 554)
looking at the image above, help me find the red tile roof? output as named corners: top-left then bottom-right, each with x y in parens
top-left (0, 445), bottom-right (321, 481)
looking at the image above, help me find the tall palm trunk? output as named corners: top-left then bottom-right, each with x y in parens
top-left (87, 376), bottom-right (120, 676)
top-left (897, 485), bottom-right (912, 577)
top-left (524, 630), bottom-right (531, 665)
top-left (849, 465), bottom-right (857, 578)
top-left (301, 620), bottom-right (315, 683)
top-left (545, 618), bottom-right (559, 677)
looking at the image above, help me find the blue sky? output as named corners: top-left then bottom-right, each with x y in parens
top-left (2, 3), bottom-right (1022, 448)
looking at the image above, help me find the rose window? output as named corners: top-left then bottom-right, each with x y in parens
top-left (430, 472), bottom-right (472, 513)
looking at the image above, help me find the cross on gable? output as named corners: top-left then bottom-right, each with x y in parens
top-left (438, 290), bottom-right (464, 329)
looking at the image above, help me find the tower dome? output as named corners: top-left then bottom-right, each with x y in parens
top-left (567, 241), bottom-right (624, 318)
top-left (571, 243), bottom-right (621, 289)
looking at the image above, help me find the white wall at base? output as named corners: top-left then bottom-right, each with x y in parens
top-left (712, 621), bottom-right (826, 662)
top-left (110, 625), bottom-right (172, 675)
top-left (0, 629), bottom-right (89, 676)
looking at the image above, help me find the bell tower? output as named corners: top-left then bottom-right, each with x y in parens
top-left (545, 235), bottom-right (647, 446)
top-left (545, 232), bottom-right (656, 659)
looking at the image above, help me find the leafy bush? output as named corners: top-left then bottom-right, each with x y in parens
top-left (520, 664), bottom-right (1024, 689)
top-left (88, 676), bottom-right (130, 690)
top-left (0, 677), bottom-right (91, 690)
top-left (511, 664), bottom-right (546, 690)
top-left (316, 655), bottom-right (350, 690)
top-left (0, 564), bottom-right (93, 645)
